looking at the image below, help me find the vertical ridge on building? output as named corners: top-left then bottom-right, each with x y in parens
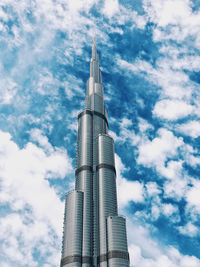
top-left (61, 39), bottom-right (130, 267)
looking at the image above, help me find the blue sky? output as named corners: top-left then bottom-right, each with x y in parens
top-left (0, 0), bottom-right (200, 266)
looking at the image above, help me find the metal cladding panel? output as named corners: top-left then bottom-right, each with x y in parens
top-left (92, 117), bottom-right (106, 260)
top-left (104, 107), bottom-right (108, 133)
top-left (62, 191), bottom-right (83, 258)
top-left (85, 78), bottom-right (94, 109)
top-left (98, 134), bottom-right (114, 166)
top-left (75, 170), bottom-right (92, 257)
top-left (92, 120), bottom-right (108, 261)
top-left (92, 170), bottom-right (99, 258)
top-left (92, 116), bottom-right (106, 260)
top-left (94, 83), bottom-right (103, 97)
top-left (107, 216), bottom-right (128, 251)
top-left (107, 216), bottom-right (129, 267)
top-left (85, 95), bottom-right (90, 109)
top-left (100, 262), bottom-right (107, 267)
top-left (77, 113), bottom-right (92, 168)
top-left (87, 77), bottom-right (94, 95)
top-left (62, 263), bottom-right (81, 267)
top-left (98, 169), bottom-right (117, 216)
top-left (97, 134), bottom-right (118, 261)
top-left (90, 60), bottom-right (100, 83)
top-left (93, 116), bottom-right (107, 140)
top-left (108, 259), bottom-right (129, 267)
top-left (99, 69), bottom-right (102, 83)
top-left (98, 169), bottom-right (118, 256)
top-left (91, 93), bottom-right (104, 114)
top-left (92, 43), bottom-right (99, 61)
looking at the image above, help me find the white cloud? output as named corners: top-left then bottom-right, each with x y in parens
top-left (162, 203), bottom-right (178, 217)
top-left (186, 180), bottom-right (200, 214)
top-left (0, 212), bottom-right (60, 266)
top-left (143, 0), bottom-right (200, 45)
top-left (32, 68), bottom-right (84, 100)
top-left (0, 130), bottom-right (73, 266)
top-left (137, 128), bottom-right (183, 171)
top-left (109, 130), bottom-right (123, 142)
top-left (168, 55), bottom-right (200, 72)
top-left (121, 117), bottom-right (132, 127)
top-left (117, 178), bottom-right (144, 207)
top-left (0, 75), bottom-right (19, 104)
top-left (181, 144), bottom-right (200, 167)
top-left (109, 117), bottom-right (142, 146)
top-left (151, 205), bottom-right (160, 221)
top-left (153, 99), bottom-right (194, 120)
top-left (127, 219), bottom-right (200, 267)
top-left (145, 194), bottom-right (180, 222)
top-left (112, 117), bottom-right (197, 203)
top-left (0, 6), bottom-right (8, 21)
top-left (102, 0), bottom-right (119, 18)
top-left (146, 182), bottom-right (161, 196)
top-left (102, 0), bottom-right (147, 29)
top-left (118, 58), bottom-right (152, 74)
top-left (30, 128), bottom-right (53, 152)
top-left (117, 25), bottom-right (200, 124)
top-left (120, 127), bottom-right (141, 147)
top-left (63, 74), bottom-right (84, 99)
top-left (118, 56), bottom-right (193, 94)
top-left (127, 221), bottom-right (161, 261)
top-left (185, 154), bottom-right (200, 167)
top-left (163, 178), bottom-right (188, 200)
top-left (137, 129), bottom-right (192, 201)
top-left (159, 160), bottom-right (183, 180)
top-left (36, 70), bottom-right (58, 96)
top-left (139, 118), bottom-right (154, 133)
top-left (115, 154), bottom-right (144, 207)
top-left (180, 256), bottom-right (200, 267)
top-left (0, 130), bottom-right (72, 225)
top-left (179, 222), bottom-right (198, 237)
top-left (0, 0), bottom-right (106, 110)
top-left (177, 120), bottom-right (200, 138)
top-left (143, 0), bottom-right (192, 27)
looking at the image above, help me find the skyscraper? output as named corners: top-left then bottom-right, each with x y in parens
top-left (61, 39), bottom-right (129, 267)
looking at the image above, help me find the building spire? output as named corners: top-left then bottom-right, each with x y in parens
top-left (92, 35), bottom-right (98, 61)
top-left (94, 35), bottom-right (96, 46)
top-left (89, 36), bottom-right (101, 84)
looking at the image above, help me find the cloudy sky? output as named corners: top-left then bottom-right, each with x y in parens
top-left (0, 0), bottom-right (200, 266)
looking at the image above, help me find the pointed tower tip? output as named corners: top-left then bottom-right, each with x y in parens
top-left (94, 35), bottom-right (96, 46)
top-left (91, 34), bottom-right (98, 62)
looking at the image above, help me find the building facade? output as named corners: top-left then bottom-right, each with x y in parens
top-left (61, 39), bottom-right (129, 267)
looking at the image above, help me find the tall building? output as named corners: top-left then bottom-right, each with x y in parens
top-left (61, 39), bottom-right (129, 267)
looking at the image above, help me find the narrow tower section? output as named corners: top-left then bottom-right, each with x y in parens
top-left (61, 40), bottom-right (129, 267)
